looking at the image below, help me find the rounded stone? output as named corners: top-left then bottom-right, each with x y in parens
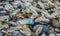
top-left (52, 19), bottom-right (60, 28)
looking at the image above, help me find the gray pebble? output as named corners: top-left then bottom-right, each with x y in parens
top-left (0, 10), bottom-right (8, 15)
top-left (14, 32), bottom-right (22, 36)
top-left (42, 26), bottom-right (49, 34)
top-left (35, 25), bottom-right (44, 35)
top-left (55, 28), bottom-right (60, 33)
top-left (52, 19), bottom-right (60, 28)
top-left (41, 33), bottom-right (47, 36)
top-left (49, 33), bottom-right (56, 36)
top-left (0, 32), bottom-right (3, 36)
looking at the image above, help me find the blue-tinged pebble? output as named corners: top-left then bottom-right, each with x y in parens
top-left (29, 19), bottom-right (35, 24)
top-left (20, 6), bottom-right (26, 12)
top-left (29, 21), bottom-right (35, 27)
top-left (55, 28), bottom-right (60, 33)
top-left (15, 32), bottom-right (22, 36)
top-left (28, 19), bottom-right (35, 27)
top-left (41, 33), bottom-right (47, 36)
top-left (49, 33), bottom-right (55, 36)
top-left (0, 10), bottom-right (8, 15)
top-left (42, 26), bottom-right (49, 34)
top-left (0, 10), bottom-right (6, 13)
top-left (19, 18), bottom-right (35, 25)
top-left (0, 32), bottom-right (3, 36)
top-left (3, 4), bottom-right (6, 7)
top-left (29, 23), bottom-right (35, 27)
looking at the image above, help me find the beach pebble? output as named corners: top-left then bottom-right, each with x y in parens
top-left (20, 28), bottom-right (31, 36)
top-left (18, 18), bottom-right (34, 24)
top-left (0, 6), bottom-right (3, 9)
top-left (56, 33), bottom-right (60, 36)
top-left (52, 19), bottom-right (60, 27)
top-left (4, 3), bottom-right (14, 12)
top-left (35, 17), bottom-right (50, 24)
top-left (14, 32), bottom-right (22, 36)
top-left (0, 16), bottom-right (9, 21)
top-left (7, 30), bottom-right (19, 35)
top-left (0, 32), bottom-right (3, 36)
top-left (26, 0), bottom-right (33, 2)
top-left (49, 33), bottom-right (56, 36)
top-left (12, 1), bottom-right (21, 8)
top-left (54, 28), bottom-right (60, 33)
top-left (42, 26), bottom-right (49, 34)
top-left (34, 25), bottom-right (44, 35)
top-left (20, 6), bottom-right (26, 12)
top-left (41, 33), bottom-right (47, 36)
top-left (0, 10), bottom-right (8, 15)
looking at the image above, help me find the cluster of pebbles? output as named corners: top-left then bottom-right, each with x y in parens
top-left (0, 0), bottom-right (60, 36)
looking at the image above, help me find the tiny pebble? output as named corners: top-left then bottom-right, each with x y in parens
top-left (0, 32), bottom-right (3, 36)
top-left (55, 28), bottom-right (60, 33)
top-left (49, 33), bottom-right (56, 36)
top-left (14, 32), bottom-right (22, 36)
top-left (41, 33), bottom-right (47, 36)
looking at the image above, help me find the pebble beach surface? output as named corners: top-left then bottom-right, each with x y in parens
top-left (0, 0), bottom-right (60, 36)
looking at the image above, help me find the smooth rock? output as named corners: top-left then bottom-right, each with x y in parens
top-left (49, 33), bottom-right (56, 36)
top-left (0, 16), bottom-right (9, 21)
top-left (41, 33), bottom-right (47, 36)
top-left (35, 16), bottom-right (50, 24)
top-left (52, 19), bottom-right (60, 27)
top-left (35, 25), bottom-right (44, 35)
top-left (56, 33), bottom-right (60, 36)
top-left (55, 28), bottom-right (60, 33)
top-left (42, 26), bottom-right (49, 34)
top-left (14, 32), bottom-right (22, 36)
top-left (0, 32), bottom-right (3, 36)
top-left (20, 6), bottom-right (26, 12)
top-left (18, 18), bottom-right (34, 24)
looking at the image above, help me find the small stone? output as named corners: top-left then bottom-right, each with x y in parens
top-left (0, 6), bottom-right (3, 9)
top-left (52, 19), bottom-right (60, 27)
top-left (21, 24), bottom-right (29, 29)
top-left (14, 32), bottom-right (22, 36)
top-left (26, 0), bottom-right (33, 2)
top-left (56, 33), bottom-right (60, 36)
top-left (4, 3), bottom-right (14, 11)
top-left (20, 6), bottom-right (26, 12)
top-left (35, 16), bottom-right (50, 24)
top-left (0, 16), bottom-right (9, 21)
top-left (55, 28), bottom-right (60, 33)
top-left (42, 26), bottom-right (49, 34)
top-left (0, 32), bottom-right (3, 36)
top-left (18, 18), bottom-right (34, 24)
top-left (49, 33), bottom-right (56, 36)
top-left (35, 25), bottom-right (44, 35)
top-left (8, 30), bottom-right (19, 35)
top-left (0, 10), bottom-right (8, 15)
top-left (41, 33), bottom-right (47, 36)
